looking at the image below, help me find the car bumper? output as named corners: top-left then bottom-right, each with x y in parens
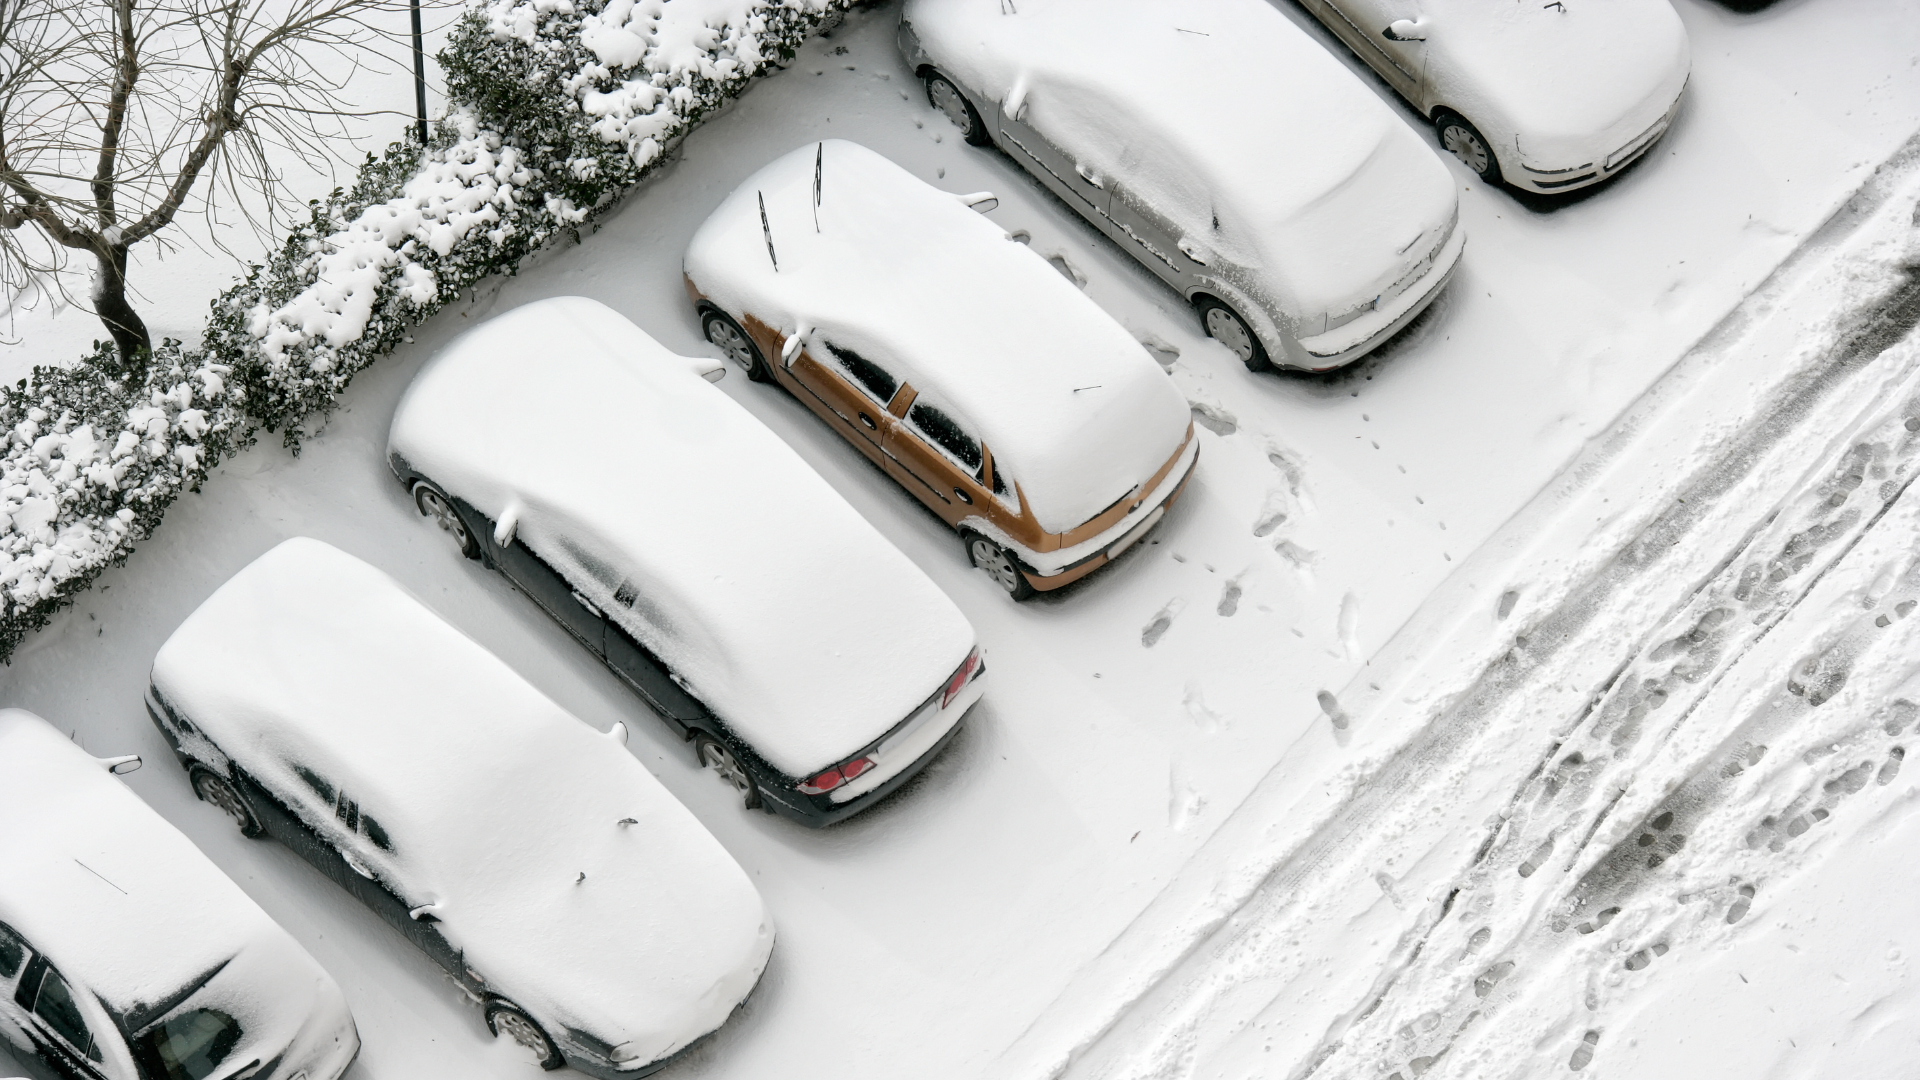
top-left (1289, 223), bottom-right (1466, 371)
top-left (755, 701), bottom-right (973, 827)
top-left (1506, 83), bottom-right (1686, 195)
top-left (1009, 440), bottom-right (1198, 591)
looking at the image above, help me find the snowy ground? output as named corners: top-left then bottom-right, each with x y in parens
top-left (5, 0), bottom-right (1920, 1078)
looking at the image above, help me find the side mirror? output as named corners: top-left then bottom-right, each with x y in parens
top-left (493, 505), bottom-right (520, 548)
top-left (1383, 19), bottom-right (1427, 40)
top-left (98, 754), bottom-right (142, 775)
top-left (956, 191), bottom-right (999, 213)
top-left (690, 358), bottom-right (726, 383)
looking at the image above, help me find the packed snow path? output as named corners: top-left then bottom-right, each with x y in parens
top-left (4, 2), bottom-right (1920, 1078)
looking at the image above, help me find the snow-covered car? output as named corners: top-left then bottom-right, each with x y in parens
top-left (896, 0), bottom-right (1464, 372)
top-left (1299, 0), bottom-right (1689, 194)
top-left (685, 140), bottom-right (1198, 596)
top-left (146, 538), bottom-right (774, 1078)
top-left (0, 708), bottom-right (358, 1080)
top-left (386, 296), bottom-right (985, 823)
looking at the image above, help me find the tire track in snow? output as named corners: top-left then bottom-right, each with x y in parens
top-left (1010, 141), bottom-right (1920, 1080)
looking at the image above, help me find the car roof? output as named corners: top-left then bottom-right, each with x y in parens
top-left (0, 709), bottom-right (296, 1017)
top-left (385, 297), bottom-right (976, 775)
top-left (150, 538), bottom-right (773, 1060)
top-left (903, 0), bottom-right (1458, 320)
top-left (684, 140), bottom-right (1191, 535)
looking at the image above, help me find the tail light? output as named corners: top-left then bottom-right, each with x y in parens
top-left (940, 647), bottom-right (983, 710)
top-left (799, 756), bottom-right (873, 795)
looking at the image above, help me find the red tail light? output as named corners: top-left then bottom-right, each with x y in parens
top-left (798, 755), bottom-right (872, 795)
top-left (940, 647), bottom-right (982, 710)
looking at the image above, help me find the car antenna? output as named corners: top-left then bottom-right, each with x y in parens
top-left (1072, 384), bottom-right (1103, 393)
top-left (812, 142), bottom-right (824, 233)
top-left (758, 190), bottom-right (778, 271)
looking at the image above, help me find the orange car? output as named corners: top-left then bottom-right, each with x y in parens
top-left (685, 140), bottom-right (1196, 599)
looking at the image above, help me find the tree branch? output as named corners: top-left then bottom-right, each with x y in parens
top-left (90, 0), bottom-right (140, 228)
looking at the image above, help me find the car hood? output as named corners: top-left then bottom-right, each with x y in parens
top-left (1427, 0), bottom-right (1690, 167)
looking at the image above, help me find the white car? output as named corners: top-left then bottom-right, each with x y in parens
top-left (897, 0), bottom-right (1464, 371)
top-left (387, 297), bottom-right (985, 822)
top-left (0, 708), bottom-right (358, 1080)
top-left (147, 538), bottom-right (775, 1077)
top-left (1299, 0), bottom-right (1690, 194)
top-left (685, 140), bottom-right (1197, 597)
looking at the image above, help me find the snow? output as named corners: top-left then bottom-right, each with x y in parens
top-left (3, 1), bottom-right (1920, 1078)
top-left (684, 139), bottom-right (1193, 535)
top-left (901, 0), bottom-right (1461, 328)
top-left (1419, 0), bottom-right (1692, 171)
top-left (148, 537), bottom-right (774, 1067)
top-left (0, 708), bottom-right (357, 1078)
top-left (387, 296), bottom-right (977, 777)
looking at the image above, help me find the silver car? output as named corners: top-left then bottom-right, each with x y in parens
top-left (898, 0), bottom-right (1464, 372)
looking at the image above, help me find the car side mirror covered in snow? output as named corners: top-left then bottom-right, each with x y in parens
top-left (97, 754), bottom-right (142, 775)
top-left (956, 192), bottom-right (999, 213)
top-left (1383, 19), bottom-right (1427, 41)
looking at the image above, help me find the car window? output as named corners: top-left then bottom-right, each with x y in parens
top-left (823, 340), bottom-right (899, 405)
top-left (293, 764), bottom-right (336, 804)
top-left (132, 1008), bottom-right (242, 1080)
top-left (361, 812), bottom-right (394, 852)
top-left (908, 401), bottom-right (984, 474)
top-left (31, 965), bottom-right (98, 1060)
top-left (0, 924), bottom-right (24, 979)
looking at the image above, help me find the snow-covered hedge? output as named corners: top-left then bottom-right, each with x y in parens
top-left (0, 0), bottom-right (852, 660)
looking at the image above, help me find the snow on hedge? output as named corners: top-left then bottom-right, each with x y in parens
top-left (0, 0), bottom-right (850, 660)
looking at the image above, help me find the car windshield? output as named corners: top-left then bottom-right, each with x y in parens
top-left (132, 1008), bottom-right (242, 1080)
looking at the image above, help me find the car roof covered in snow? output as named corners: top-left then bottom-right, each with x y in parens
top-left (684, 139), bottom-right (1192, 536)
top-left (149, 538), bottom-right (773, 1065)
top-left (0, 709), bottom-right (319, 1023)
top-left (385, 296), bottom-right (977, 776)
top-left (902, 0), bottom-right (1459, 322)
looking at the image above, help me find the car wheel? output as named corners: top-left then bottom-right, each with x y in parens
top-left (485, 1001), bottom-right (565, 1071)
top-left (1434, 111), bottom-right (1502, 185)
top-left (964, 534), bottom-right (1036, 600)
top-left (191, 768), bottom-right (264, 839)
top-left (412, 481), bottom-right (480, 559)
top-left (925, 72), bottom-right (992, 147)
top-left (701, 308), bottom-right (774, 384)
top-left (1196, 297), bottom-right (1271, 373)
top-left (694, 733), bottom-right (764, 810)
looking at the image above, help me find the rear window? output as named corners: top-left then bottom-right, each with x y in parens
top-left (908, 401), bottom-right (983, 473)
top-left (133, 1008), bottom-right (242, 1080)
top-left (825, 341), bottom-right (899, 405)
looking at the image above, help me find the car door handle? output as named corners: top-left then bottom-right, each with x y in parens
top-left (571, 590), bottom-right (602, 617)
top-left (954, 487), bottom-right (974, 505)
top-left (858, 412), bottom-right (877, 430)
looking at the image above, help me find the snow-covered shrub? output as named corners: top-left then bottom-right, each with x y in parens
top-left (0, 0), bottom-right (852, 660)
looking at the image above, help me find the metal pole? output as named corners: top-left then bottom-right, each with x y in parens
top-left (410, 0), bottom-right (428, 145)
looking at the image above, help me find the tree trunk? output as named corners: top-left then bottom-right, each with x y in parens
top-left (91, 242), bottom-right (150, 368)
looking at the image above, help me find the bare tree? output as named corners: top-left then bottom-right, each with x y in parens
top-left (0, 0), bottom-right (429, 368)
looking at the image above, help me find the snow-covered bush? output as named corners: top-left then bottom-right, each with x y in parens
top-left (0, 0), bottom-right (852, 660)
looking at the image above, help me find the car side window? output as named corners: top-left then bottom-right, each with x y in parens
top-left (0, 923), bottom-right (24, 980)
top-left (296, 765), bottom-right (393, 853)
top-left (824, 340), bottom-right (899, 406)
top-left (31, 965), bottom-right (99, 1061)
top-left (908, 400), bottom-right (984, 475)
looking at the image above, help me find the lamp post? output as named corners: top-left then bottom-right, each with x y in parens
top-left (410, 0), bottom-right (428, 145)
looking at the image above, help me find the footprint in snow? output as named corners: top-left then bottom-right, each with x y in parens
top-left (1141, 598), bottom-right (1185, 647)
top-left (1189, 401), bottom-right (1237, 436)
top-left (1569, 1030), bottom-right (1600, 1071)
top-left (1217, 575), bottom-right (1244, 617)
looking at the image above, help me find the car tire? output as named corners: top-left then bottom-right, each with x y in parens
top-left (925, 72), bottom-right (992, 147)
top-left (412, 480), bottom-right (480, 559)
top-left (701, 308), bottom-right (774, 384)
top-left (190, 768), bottom-right (265, 839)
top-left (1195, 297), bottom-right (1271, 373)
top-left (963, 533), bottom-right (1036, 600)
top-left (485, 1000), bottom-right (565, 1071)
top-left (1434, 110), bottom-right (1502, 185)
top-left (694, 733), bottom-right (764, 811)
